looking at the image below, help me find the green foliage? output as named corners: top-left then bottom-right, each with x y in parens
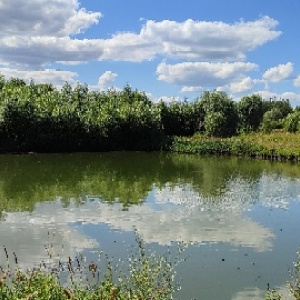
top-left (0, 77), bottom-right (163, 152)
top-left (158, 99), bottom-right (205, 136)
top-left (0, 233), bottom-right (182, 300)
top-left (238, 94), bottom-right (264, 132)
top-left (201, 91), bottom-right (239, 137)
top-left (170, 131), bottom-right (300, 161)
top-left (204, 111), bottom-right (227, 137)
top-left (0, 74), bottom-right (5, 91)
top-left (262, 98), bottom-right (292, 116)
top-left (288, 250), bottom-right (300, 300)
top-left (0, 74), bottom-right (299, 152)
top-left (283, 111), bottom-right (300, 133)
top-left (260, 108), bottom-right (284, 133)
top-left (266, 289), bottom-right (282, 300)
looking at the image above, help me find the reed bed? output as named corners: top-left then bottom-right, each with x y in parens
top-left (170, 131), bottom-right (300, 162)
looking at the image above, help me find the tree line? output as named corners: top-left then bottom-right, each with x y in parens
top-left (0, 74), bottom-right (299, 152)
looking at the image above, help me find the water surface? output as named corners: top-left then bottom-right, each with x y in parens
top-left (0, 152), bottom-right (300, 299)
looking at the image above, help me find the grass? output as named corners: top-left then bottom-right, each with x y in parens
top-left (0, 232), bottom-right (186, 300)
top-left (170, 131), bottom-right (300, 161)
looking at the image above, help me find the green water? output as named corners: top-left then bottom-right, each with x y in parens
top-left (1, 152), bottom-right (300, 299)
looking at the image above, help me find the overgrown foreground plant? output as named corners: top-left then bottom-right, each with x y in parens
top-left (266, 249), bottom-right (300, 300)
top-left (0, 233), bottom-right (185, 299)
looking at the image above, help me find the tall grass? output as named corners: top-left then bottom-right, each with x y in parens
top-left (0, 232), bottom-right (185, 299)
top-left (170, 131), bottom-right (300, 162)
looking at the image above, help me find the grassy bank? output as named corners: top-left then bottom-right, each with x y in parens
top-left (170, 131), bottom-right (300, 162)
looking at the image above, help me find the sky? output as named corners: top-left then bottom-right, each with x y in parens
top-left (0, 0), bottom-right (300, 104)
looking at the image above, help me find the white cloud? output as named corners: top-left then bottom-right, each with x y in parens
top-left (157, 61), bottom-right (258, 90)
top-left (263, 62), bottom-right (294, 83)
top-left (0, 0), bottom-right (103, 68)
top-left (139, 16), bottom-right (280, 61)
top-left (257, 90), bottom-right (300, 102)
top-left (100, 16), bottom-right (280, 62)
top-left (157, 96), bottom-right (182, 103)
top-left (0, 1), bottom-right (281, 69)
top-left (181, 86), bottom-right (203, 93)
top-left (218, 77), bottom-right (263, 94)
top-left (294, 75), bottom-right (300, 87)
top-left (0, 0), bottom-right (101, 37)
top-left (140, 92), bottom-right (182, 103)
top-left (0, 68), bottom-right (78, 86)
top-left (98, 71), bottom-right (118, 90)
top-left (0, 1), bottom-right (286, 97)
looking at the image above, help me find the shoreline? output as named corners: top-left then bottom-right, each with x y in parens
top-left (1, 131), bottom-right (300, 163)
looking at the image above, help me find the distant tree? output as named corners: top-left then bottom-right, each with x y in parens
top-left (0, 73), bottom-right (5, 90)
top-left (260, 108), bottom-right (284, 133)
top-left (121, 84), bottom-right (152, 106)
top-left (237, 94), bottom-right (263, 132)
top-left (201, 91), bottom-right (238, 137)
top-left (6, 77), bottom-right (26, 87)
top-left (262, 98), bottom-right (292, 117)
top-left (158, 99), bottom-right (204, 136)
top-left (204, 111), bottom-right (228, 137)
top-left (283, 111), bottom-right (300, 133)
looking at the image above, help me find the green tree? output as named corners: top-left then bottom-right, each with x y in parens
top-left (6, 77), bottom-right (26, 88)
top-left (0, 73), bottom-right (5, 91)
top-left (201, 91), bottom-right (238, 137)
top-left (262, 98), bottom-right (292, 117)
top-left (237, 94), bottom-right (263, 132)
top-left (260, 108), bottom-right (284, 133)
top-left (283, 111), bottom-right (300, 133)
top-left (204, 111), bottom-right (228, 137)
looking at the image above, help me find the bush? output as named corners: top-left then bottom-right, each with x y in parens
top-left (283, 111), bottom-right (300, 133)
top-left (260, 108), bottom-right (284, 133)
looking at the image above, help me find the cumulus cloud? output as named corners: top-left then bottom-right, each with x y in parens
top-left (0, 0), bottom-right (101, 37)
top-left (157, 61), bottom-right (258, 90)
top-left (181, 86), bottom-right (203, 93)
top-left (294, 75), bottom-right (300, 87)
top-left (0, 0), bottom-right (281, 69)
top-left (0, 0), bottom-right (102, 68)
top-left (137, 17), bottom-right (281, 61)
top-left (96, 16), bottom-right (281, 63)
top-left (98, 71), bottom-right (118, 90)
top-left (218, 77), bottom-right (263, 94)
top-left (263, 62), bottom-right (294, 83)
top-left (0, 68), bottom-right (78, 86)
top-left (0, 1), bottom-right (284, 94)
top-left (257, 90), bottom-right (300, 102)
top-left (157, 96), bottom-right (182, 103)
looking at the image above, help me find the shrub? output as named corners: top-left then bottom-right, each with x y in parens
top-left (283, 111), bottom-right (300, 133)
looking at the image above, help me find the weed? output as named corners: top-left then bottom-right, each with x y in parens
top-left (0, 231), bottom-right (185, 299)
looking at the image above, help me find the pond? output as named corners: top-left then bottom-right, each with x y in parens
top-left (0, 152), bottom-right (300, 299)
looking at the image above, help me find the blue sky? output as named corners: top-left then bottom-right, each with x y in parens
top-left (0, 0), bottom-right (300, 104)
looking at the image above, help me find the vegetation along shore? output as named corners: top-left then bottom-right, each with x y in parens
top-left (1, 74), bottom-right (300, 161)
